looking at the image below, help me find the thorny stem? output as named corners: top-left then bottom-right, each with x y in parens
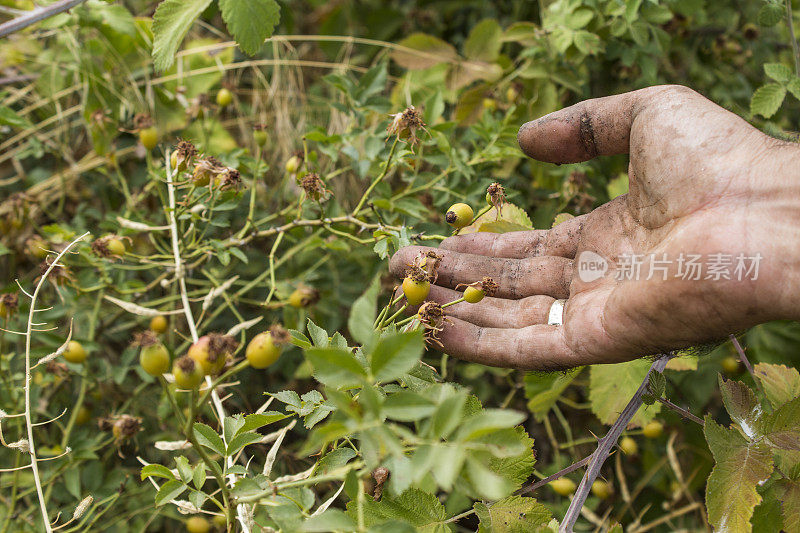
top-left (561, 354), bottom-right (673, 532)
top-left (23, 231), bottom-right (89, 532)
top-left (655, 396), bottom-right (704, 426)
top-left (516, 455), bottom-right (593, 496)
top-left (352, 137), bottom-right (399, 217)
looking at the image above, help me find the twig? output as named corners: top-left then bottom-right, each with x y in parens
top-left (23, 232), bottom-right (89, 533)
top-left (655, 397), bottom-right (704, 426)
top-left (0, 0), bottom-right (87, 38)
top-left (561, 354), bottom-right (673, 532)
top-left (729, 334), bottom-right (755, 378)
top-left (516, 455), bottom-right (592, 495)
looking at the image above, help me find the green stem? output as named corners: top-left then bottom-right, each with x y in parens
top-left (380, 304), bottom-right (408, 329)
top-left (352, 138), bottom-right (399, 217)
top-left (441, 297), bottom-right (464, 309)
top-left (786, 0), bottom-right (800, 74)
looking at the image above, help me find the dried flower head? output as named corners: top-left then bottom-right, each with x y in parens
top-left (0, 293), bottom-right (19, 318)
top-left (91, 235), bottom-right (127, 259)
top-left (480, 277), bottom-right (498, 297)
top-left (410, 250), bottom-right (442, 283)
top-left (133, 113), bottom-right (153, 130)
top-left (112, 414), bottom-right (142, 441)
top-left (206, 332), bottom-right (239, 362)
top-left (132, 330), bottom-right (159, 348)
top-left (220, 168), bottom-right (242, 191)
top-left (192, 156), bottom-right (226, 186)
top-left (405, 265), bottom-right (428, 283)
top-left (174, 140), bottom-right (198, 170)
top-left (97, 417), bottom-right (114, 432)
top-left (387, 105), bottom-right (428, 146)
top-left (300, 173), bottom-right (330, 202)
top-left (486, 182), bottom-right (506, 218)
top-left (372, 467), bottom-right (390, 500)
top-left (417, 301), bottom-right (446, 348)
top-left (293, 285), bottom-right (320, 307)
top-left (46, 361), bottom-right (70, 378)
top-left (269, 324), bottom-right (291, 345)
top-left (38, 258), bottom-right (72, 285)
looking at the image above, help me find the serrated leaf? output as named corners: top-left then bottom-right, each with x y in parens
top-left (463, 19), bottom-right (502, 62)
top-left (788, 77), bottom-right (800, 101)
top-left (238, 412), bottom-right (288, 435)
top-left (756, 363), bottom-right (800, 408)
top-left (474, 495), bottom-right (552, 533)
top-left (223, 415), bottom-right (246, 443)
top-left (455, 409), bottom-right (526, 441)
top-left (705, 416), bottom-right (774, 532)
top-left (346, 488), bottom-right (450, 532)
top-left (648, 371), bottom-right (666, 398)
top-left (461, 202), bottom-right (533, 234)
top-left (758, 3), bottom-right (784, 26)
top-left (765, 63), bottom-right (793, 84)
top-left (751, 83), bottom-right (786, 118)
top-left (776, 479), bottom-right (800, 532)
top-left (155, 480), bottom-right (186, 507)
top-left (226, 431), bottom-right (264, 455)
top-left (218, 0), bottom-right (280, 56)
top-left (348, 276), bottom-right (380, 346)
top-left (289, 329), bottom-right (312, 349)
top-left (370, 330), bottom-right (424, 383)
top-left (151, 0), bottom-right (213, 72)
top-left (302, 509), bottom-right (358, 532)
top-left (306, 346), bottom-right (367, 388)
top-left (384, 391), bottom-right (436, 421)
top-left (524, 368), bottom-right (581, 421)
top-left (763, 396), bottom-right (800, 450)
top-left (192, 423), bottom-right (226, 457)
top-left (589, 359), bottom-right (661, 427)
top-left (719, 375), bottom-right (763, 439)
top-left (272, 390), bottom-right (302, 409)
top-left (174, 456), bottom-right (192, 484)
top-left (307, 319), bottom-right (330, 348)
top-left (141, 464), bottom-right (175, 481)
top-left (391, 33), bottom-right (458, 70)
top-left (317, 447), bottom-right (357, 475)
top-left (192, 463), bottom-right (206, 489)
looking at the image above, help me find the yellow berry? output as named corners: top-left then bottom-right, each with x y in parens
top-left (402, 277), bottom-right (430, 306)
top-left (482, 98), bottom-right (497, 111)
top-left (63, 341), bottom-right (87, 364)
top-left (285, 155), bottom-right (301, 174)
top-left (246, 332), bottom-right (282, 369)
top-left (591, 480), bottom-right (613, 500)
top-left (505, 86), bottom-right (519, 103)
top-left (107, 238), bottom-right (126, 256)
top-left (288, 286), bottom-right (318, 308)
top-left (188, 336), bottom-right (226, 375)
top-left (642, 421), bottom-right (664, 439)
top-left (75, 406), bottom-right (91, 426)
top-left (445, 203), bottom-right (474, 229)
top-left (185, 516), bottom-right (211, 533)
top-left (139, 127), bottom-right (158, 150)
top-left (216, 88), bottom-right (233, 108)
top-left (171, 150), bottom-right (188, 172)
top-left (212, 515), bottom-right (227, 529)
top-left (550, 477), bottom-right (576, 496)
top-left (173, 356), bottom-right (204, 389)
top-left (140, 343), bottom-right (170, 376)
top-left (721, 355), bottom-right (742, 375)
top-left (254, 130), bottom-right (268, 147)
top-left (150, 315), bottom-right (168, 334)
top-left (463, 286), bottom-right (484, 303)
top-left (619, 436), bottom-right (638, 456)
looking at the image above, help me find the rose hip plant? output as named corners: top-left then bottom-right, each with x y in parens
top-left (1, 0), bottom-right (800, 531)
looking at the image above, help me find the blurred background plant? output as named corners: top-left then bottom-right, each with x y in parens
top-left (1, 0), bottom-right (799, 531)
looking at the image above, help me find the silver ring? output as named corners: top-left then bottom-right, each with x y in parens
top-left (547, 299), bottom-right (567, 326)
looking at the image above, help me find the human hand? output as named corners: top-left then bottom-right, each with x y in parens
top-left (390, 85), bottom-right (800, 370)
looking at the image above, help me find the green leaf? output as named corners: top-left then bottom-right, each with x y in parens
top-left (174, 456), bottom-right (192, 484)
top-left (307, 319), bottom-right (330, 348)
top-left (463, 19), bottom-right (502, 62)
top-left (192, 463), bottom-right (206, 490)
top-left (0, 106), bottom-right (33, 129)
top-left (776, 479), bottom-right (800, 532)
top-left (141, 464), bottom-right (175, 481)
top-left (306, 346), bottom-right (367, 388)
top-left (756, 363), bottom-right (800, 408)
top-left (384, 391), bottom-right (436, 421)
top-left (474, 495), bottom-right (552, 533)
top-left (302, 509), bottom-right (358, 532)
top-left (316, 447), bottom-right (357, 475)
top-left (648, 370), bottom-right (666, 399)
top-left (227, 431), bottom-right (264, 455)
top-left (589, 359), bottom-right (661, 427)
top-left (347, 488), bottom-right (450, 532)
top-left (765, 63), bottom-right (793, 84)
top-left (763, 396), bottom-right (800, 450)
top-left (704, 416), bottom-right (774, 532)
top-left (192, 423), bottom-right (226, 457)
top-left (465, 456), bottom-right (514, 500)
top-left (151, 0), bottom-right (213, 72)
top-left (272, 390), bottom-right (302, 409)
top-left (223, 415), bottom-right (246, 443)
top-left (238, 412), bottom-right (288, 435)
top-left (348, 276), bottom-right (380, 346)
top-left (524, 368), bottom-right (581, 421)
top-left (455, 409), bottom-right (526, 441)
top-left (155, 480), bottom-right (186, 507)
top-left (719, 375), bottom-right (762, 439)
top-left (391, 33), bottom-right (458, 70)
top-left (751, 83), bottom-right (786, 118)
top-left (370, 330), bottom-right (425, 383)
top-left (787, 77), bottom-right (800, 101)
top-left (218, 0), bottom-right (280, 56)
top-left (758, 3), bottom-right (784, 26)
top-left (462, 202), bottom-right (533, 234)
top-left (429, 389), bottom-right (468, 439)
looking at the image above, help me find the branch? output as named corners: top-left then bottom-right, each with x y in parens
top-left (561, 354), bottom-right (673, 532)
top-left (655, 396), bottom-right (704, 426)
top-left (0, 0), bottom-right (87, 39)
top-left (516, 455), bottom-right (592, 496)
top-left (786, 0), bottom-right (800, 75)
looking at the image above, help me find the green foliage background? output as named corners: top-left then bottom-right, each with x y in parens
top-left (1, 0), bottom-right (800, 531)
